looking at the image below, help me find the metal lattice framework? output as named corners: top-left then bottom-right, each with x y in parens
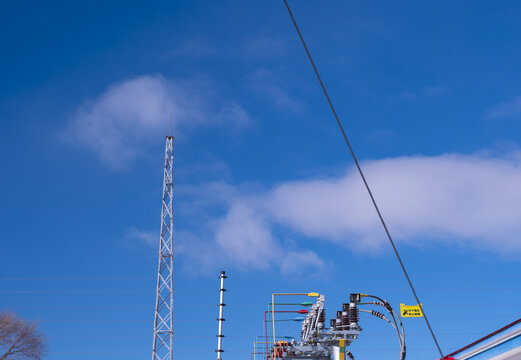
top-left (152, 136), bottom-right (174, 360)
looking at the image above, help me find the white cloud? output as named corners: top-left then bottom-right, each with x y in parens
top-left (179, 152), bottom-right (521, 274)
top-left (215, 202), bottom-right (279, 270)
top-left (278, 250), bottom-right (327, 275)
top-left (63, 75), bottom-right (251, 169)
top-left (131, 151), bottom-right (521, 274)
top-left (129, 182), bottom-right (327, 275)
top-left (264, 152), bottom-right (521, 252)
top-left (173, 200), bottom-right (327, 275)
top-left (485, 96), bottom-right (521, 119)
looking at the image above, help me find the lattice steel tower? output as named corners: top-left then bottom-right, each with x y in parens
top-left (152, 135), bottom-right (174, 360)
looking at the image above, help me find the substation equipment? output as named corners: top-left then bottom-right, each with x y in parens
top-left (266, 293), bottom-right (405, 360)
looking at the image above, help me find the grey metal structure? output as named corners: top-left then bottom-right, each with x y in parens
top-left (274, 293), bottom-right (405, 360)
top-left (152, 136), bottom-right (175, 360)
top-left (216, 271), bottom-right (227, 360)
top-left (281, 295), bottom-right (361, 360)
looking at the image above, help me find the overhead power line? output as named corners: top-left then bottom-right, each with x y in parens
top-left (7, 303), bottom-right (521, 310)
top-left (3, 286), bottom-right (521, 295)
top-left (282, 0), bottom-right (444, 358)
top-left (2, 274), bottom-right (521, 281)
top-left (0, 276), bottom-right (153, 281)
top-left (32, 314), bottom-right (516, 324)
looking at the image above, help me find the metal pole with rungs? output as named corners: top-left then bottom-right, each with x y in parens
top-left (216, 271), bottom-right (227, 360)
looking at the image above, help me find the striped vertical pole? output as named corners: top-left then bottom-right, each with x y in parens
top-left (216, 271), bottom-right (227, 360)
top-left (339, 339), bottom-right (345, 360)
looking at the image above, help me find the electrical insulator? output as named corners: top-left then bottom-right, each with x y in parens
top-left (349, 302), bottom-right (359, 329)
top-left (336, 310), bottom-right (342, 330)
top-left (371, 310), bottom-right (385, 319)
top-left (330, 318), bottom-right (336, 330)
top-left (346, 349), bottom-right (355, 360)
top-left (342, 303), bottom-right (350, 330)
top-left (318, 309), bottom-right (326, 330)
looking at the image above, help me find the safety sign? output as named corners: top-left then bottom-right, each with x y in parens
top-left (400, 303), bottom-right (424, 317)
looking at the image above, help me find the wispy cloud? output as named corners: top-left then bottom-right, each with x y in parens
top-left (245, 69), bottom-right (303, 112)
top-left (184, 193), bottom-right (328, 274)
top-left (132, 181), bottom-right (328, 275)
top-left (364, 130), bottom-right (398, 145)
top-left (125, 227), bottom-right (157, 247)
top-left (166, 38), bottom-right (216, 59)
top-left (399, 86), bottom-right (447, 100)
top-left (243, 36), bottom-right (288, 59)
top-left (62, 75), bottom-right (251, 169)
top-left (175, 154), bottom-right (232, 181)
top-left (485, 96), bottom-right (521, 119)
top-left (171, 151), bottom-right (521, 274)
top-left (423, 86), bottom-right (447, 96)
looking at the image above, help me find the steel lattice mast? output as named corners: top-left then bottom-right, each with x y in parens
top-left (152, 135), bottom-right (174, 360)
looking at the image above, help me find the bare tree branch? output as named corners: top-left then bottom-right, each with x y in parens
top-left (0, 311), bottom-right (46, 360)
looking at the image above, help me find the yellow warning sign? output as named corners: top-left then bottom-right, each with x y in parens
top-left (400, 303), bottom-right (424, 317)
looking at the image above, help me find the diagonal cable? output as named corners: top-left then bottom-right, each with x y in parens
top-left (282, 1), bottom-right (445, 358)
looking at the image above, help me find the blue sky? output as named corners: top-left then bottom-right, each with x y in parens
top-left (2, 1), bottom-right (521, 359)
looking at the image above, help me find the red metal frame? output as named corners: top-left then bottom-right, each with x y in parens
top-left (443, 317), bottom-right (521, 359)
top-left (264, 310), bottom-right (308, 360)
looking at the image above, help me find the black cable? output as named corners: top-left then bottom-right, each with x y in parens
top-left (281, 1), bottom-right (444, 358)
top-left (361, 295), bottom-right (402, 344)
top-left (359, 309), bottom-right (404, 360)
top-left (359, 296), bottom-right (406, 360)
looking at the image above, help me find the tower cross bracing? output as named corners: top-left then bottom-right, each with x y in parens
top-left (152, 136), bottom-right (174, 360)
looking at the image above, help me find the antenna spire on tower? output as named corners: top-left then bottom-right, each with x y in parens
top-left (169, 112), bottom-right (173, 138)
